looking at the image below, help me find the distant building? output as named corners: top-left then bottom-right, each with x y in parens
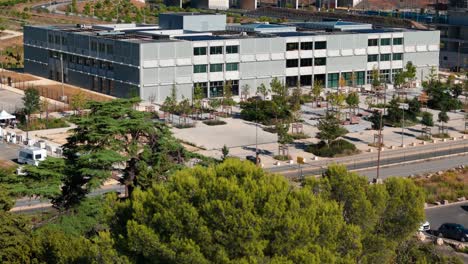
top-left (24, 13), bottom-right (439, 102)
top-left (191, 0), bottom-right (230, 10)
top-left (438, 9), bottom-right (468, 70)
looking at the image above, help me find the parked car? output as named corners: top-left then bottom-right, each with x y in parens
top-left (246, 155), bottom-right (260, 164)
top-left (18, 147), bottom-right (47, 166)
top-left (437, 223), bottom-right (468, 242)
top-left (419, 221), bottom-right (430, 232)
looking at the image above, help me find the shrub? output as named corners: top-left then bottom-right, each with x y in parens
top-left (432, 133), bottom-right (450, 139)
top-left (289, 132), bottom-right (310, 140)
top-left (173, 123), bottom-right (195, 129)
top-left (273, 155), bottom-right (291, 161)
top-left (18, 118), bottom-right (69, 131)
top-left (306, 139), bottom-right (359, 157)
top-left (263, 126), bottom-right (277, 133)
top-left (202, 120), bottom-right (226, 126)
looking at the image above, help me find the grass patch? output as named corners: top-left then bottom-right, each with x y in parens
top-left (416, 135), bottom-right (432, 141)
top-left (202, 120), bottom-right (227, 126)
top-left (432, 133), bottom-right (450, 139)
top-left (273, 155), bottom-right (291, 161)
top-left (173, 123), bottom-right (196, 129)
top-left (306, 139), bottom-right (359, 158)
top-left (368, 142), bottom-right (384, 148)
top-left (413, 168), bottom-right (468, 204)
top-left (289, 132), bottom-right (310, 140)
top-left (18, 118), bottom-right (69, 131)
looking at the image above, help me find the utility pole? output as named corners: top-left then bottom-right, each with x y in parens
top-left (399, 103), bottom-right (409, 147)
top-left (376, 109), bottom-right (383, 182)
top-left (60, 53), bottom-right (65, 101)
top-left (255, 96), bottom-right (259, 166)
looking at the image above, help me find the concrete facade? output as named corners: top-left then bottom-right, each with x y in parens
top-left (23, 15), bottom-right (440, 103)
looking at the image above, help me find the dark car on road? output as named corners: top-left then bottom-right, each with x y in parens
top-left (437, 223), bottom-right (468, 242)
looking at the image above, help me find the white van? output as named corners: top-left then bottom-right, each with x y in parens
top-left (18, 147), bottom-right (47, 166)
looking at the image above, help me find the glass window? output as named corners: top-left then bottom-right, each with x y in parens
top-left (286, 76), bottom-right (298, 87)
top-left (91, 41), bottom-right (97, 51)
top-left (368, 54), bottom-right (378, 62)
top-left (380, 54), bottom-right (391, 61)
top-left (342, 72), bottom-right (353, 86)
top-left (314, 57), bottom-right (326, 66)
top-left (55, 35), bottom-right (60, 44)
top-left (393, 38), bottom-right (403, 45)
top-left (368, 39), bottom-right (378, 46)
top-left (392, 53), bottom-right (403, 60)
top-left (300, 58), bottom-right (312, 67)
top-left (106, 44), bottom-right (113, 55)
top-left (34, 154), bottom-right (42, 160)
top-left (380, 38), bottom-right (391, 46)
top-left (210, 63), bottom-right (223, 72)
top-left (286, 59), bottom-right (299, 68)
top-left (194, 82), bottom-right (208, 98)
top-left (61, 36), bottom-right (67, 45)
top-left (226, 45), bottom-right (239, 54)
top-left (210, 46), bottom-right (223, 55)
top-left (48, 35), bottom-right (53, 43)
top-left (380, 69), bottom-right (390, 83)
top-left (300, 42), bottom-right (313, 50)
top-left (286, 42), bottom-right (299, 51)
top-left (193, 64), bottom-right (207, 73)
top-left (315, 41), bottom-right (327, 50)
top-left (392, 68), bottom-right (403, 80)
top-left (226, 80), bottom-right (239, 95)
top-left (98, 43), bottom-right (105, 52)
top-left (226, 63), bottom-right (239, 71)
top-left (209, 81), bottom-right (224, 97)
top-left (356, 71), bottom-right (365, 85)
top-left (327, 73), bottom-right (339, 88)
top-left (194, 47), bottom-right (207, 56)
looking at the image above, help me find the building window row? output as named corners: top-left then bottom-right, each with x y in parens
top-left (286, 41), bottom-right (327, 51)
top-left (368, 38), bottom-right (404, 47)
top-left (366, 68), bottom-right (402, 84)
top-left (193, 45), bottom-right (239, 56)
top-left (193, 63), bottom-right (239, 73)
top-left (286, 58), bottom-right (326, 68)
top-left (90, 41), bottom-right (114, 55)
top-left (53, 52), bottom-right (114, 71)
top-left (367, 53), bottom-right (403, 62)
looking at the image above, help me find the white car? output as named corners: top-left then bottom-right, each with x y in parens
top-left (419, 221), bottom-right (430, 232)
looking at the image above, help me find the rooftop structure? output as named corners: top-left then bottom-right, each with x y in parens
top-left (23, 13), bottom-right (440, 102)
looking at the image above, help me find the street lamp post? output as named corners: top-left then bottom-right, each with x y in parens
top-left (60, 53), bottom-right (65, 101)
top-left (255, 96), bottom-right (259, 166)
top-left (399, 103), bottom-right (409, 147)
top-left (376, 109), bottom-right (384, 182)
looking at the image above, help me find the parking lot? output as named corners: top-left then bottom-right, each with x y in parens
top-left (0, 88), bottom-right (23, 113)
top-left (0, 142), bottom-right (20, 162)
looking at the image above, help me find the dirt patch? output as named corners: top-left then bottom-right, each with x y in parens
top-left (0, 159), bottom-right (16, 169)
top-left (0, 70), bottom-right (39, 82)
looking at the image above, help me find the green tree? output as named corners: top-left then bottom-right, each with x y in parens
top-left (256, 83), bottom-right (269, 100)
top-left (371, 67), bottom-right (381, 91)
top-left (22, 87), bottom-right (40, 131)
top-left (346, 92), bottom-right (360, 115)
top-left (393, 71), bottom-right (405, 89)
top-left (241, 84), bottom-right (250, 100)
top-left (193, 84), bottom-right (204, 119)
top-left (106, 159), bottom-right (363, 263)
top-left (70, 90), bottom-right (88, 115)
top-left (221, 144), bottom-right (229, 161)
top-left (421, 111), bottom-right (434, 127)
top-left (311, 80), bottom-right (323, 107)
top-left (438, 111), bottom-right (449, 134)
top-left (53, 99), bottom-right (186, 208)
top-left (316, 113), bottom-right (348, 145)
top-left (404, 61), bottom-right (417, 88)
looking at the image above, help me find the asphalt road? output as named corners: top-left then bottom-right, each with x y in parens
top-left (425, 201), bottom-right (468, 231)
top-left (0, 142), bottom-right (20, 161)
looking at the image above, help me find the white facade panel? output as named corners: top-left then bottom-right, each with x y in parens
top-left (143, 60), bottom-right (158, 68)
top-left (176, 58), bottom-right (191, 66)
top-left (405, 46), bottom-right (416, 52)
top-left (379, 46), bottom-right (391, 54)
top-left (416, 45), bottom-right (428, 52)
top-left (314, 50), bottom-right (327, 57)
top-left (209, 72), bottom-right (224, 81)
top-left (193, 42), bottom-right (208, 47)
top-left (341, 49), bottom-right (353, 56)
top-left (314, 36), bottom-right (326, 41)
top-left (159, 59), bottom-right (175, 67)
top-left (354, 48), bottom-right (366, 55)
top-left (327, 50), bottom-right (340, 57)
top-left (392, 46), bottom-right (404, 53)
top-left (285, 37), bottom-right (299, 43)
top-left (286, 51), bottom-right (299, 59)
top-left (380, 33), bottom-right (392, 38)
top-left (271, 53), bottom-right (285, 60)
top-left (225, 40), bottom-right (240, 45)
top-left (209, 41), bottom-right (224, 46)
top-left (300, 50), bottom-right (313, 58)
top-left (392, 61), bottom-right (403, 69)
top-left (225, 54), bottom-right (240, 62)
top-left (428, 45), bottom-right (439, 51)
top-left (256, 53), bottom-right (270, 61)
top-left (368, 34), bottom-right (380, 39)
top-left (367, 62), bottom-right (379, 70)
top-left (299, 67), bottom-right (312, 75)
top-left (241, 54), bottom-right (255, 62)
top-left (392, 33), bottom-right (404, 38)
top-left (285, 68), bottom-right (299, 76)
top-left (313, 66), bottom-right (326, 74)
top-left (193, 73), bottom-right (208, 82)
top-left (225, 71), bottom-right (239, 80)
top-left (210, 54), bottom-right (224, 63)
top-left (176, 76), bottom-right (192, 84)
top-left (379, 61), bottom-right (391, 69)
top-left (193, 56), bottom-right (208, 64)
top-left (367, 47), bottom-right (379, 54)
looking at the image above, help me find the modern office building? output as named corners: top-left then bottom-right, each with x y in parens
top-left (438, 9), bottom-right (468, 70)
top-left (23, 13), bottom-right (439, 102)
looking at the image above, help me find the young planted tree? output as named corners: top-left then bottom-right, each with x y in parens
top-left (290, 84), bottom-right (302, 122)
top-left (311, 80), bottom-right (323, 107)
top-left (222, 81), bottom-right (235, 116)
top-left (221, 144), bottom-right (229, 161)
top-left (316, 113), bottom-right (348, 146)
top-left (39, 99), bottom-right (50, 120)
top-left (275, 121), bottom-right (292, 157)
top-left (404, 61), bottom-right (417, 88)
top-left (256, 83), bottom-right (269, 100)
top-left (394, 71), bottom-right (405, 90)
top-left (437, 111), bottom-right (449, 135)
top-left (22, 87), bottom-right (40, 132)
top-left (371, 67), bottom-right (381, 92)
top-left (70, 90), bottom-right (88, 115)
top-left (421, 112), bottom-right (434, 127)
top-left (346, 92), bottom-right (360, 116)
top-left (193, 84), bottom-right (204, 119)
top-left (241, 84), bottom-right (250, 101)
